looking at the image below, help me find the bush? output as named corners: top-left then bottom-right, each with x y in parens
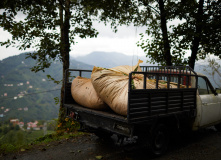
top-left (57, 118), bottom-right (80, 133)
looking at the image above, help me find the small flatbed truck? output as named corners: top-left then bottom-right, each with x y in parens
top-left (64, 66), bottom-right (221, 156)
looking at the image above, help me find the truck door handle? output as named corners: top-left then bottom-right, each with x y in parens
top-left (202, 102), bottom-right (208, 106)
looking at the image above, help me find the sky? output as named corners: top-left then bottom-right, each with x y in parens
top-left (0, 21), bottom-right (147, 61)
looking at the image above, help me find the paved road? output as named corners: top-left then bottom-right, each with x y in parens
top-left (1, 127), bottom-right (221, 160)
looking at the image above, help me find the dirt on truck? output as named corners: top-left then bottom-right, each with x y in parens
top-left (64, 65), bottom-right (221, 156)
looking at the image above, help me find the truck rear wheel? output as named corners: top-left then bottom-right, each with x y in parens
top-left (150, 123), bottom-right (169, 156)
top-left (215, 123), bottom-right (221, 132)
top-left (94, 130), bottom-right (113, 140)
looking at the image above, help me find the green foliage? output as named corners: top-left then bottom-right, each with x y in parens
top-left (47, 119), bottom-right (58, 131)
top-left (203, 56), bottom-right (221, 88)
top-left (47, 75), bottom-right (62, 85)
top-left (54, 97), bottom-right (60, 105)
top-left (173, 0), bottom-right (220, 59)
top-left (2, 126), bottom-right (9, 134)
top-left (57, 117), bottom-right (80, 134)
top-left (0, 53), bottom-right (93, 122)
top-left (87, 0), bottom-right (220, 67)
top-left (137, 0), bottom-right (220, 67)
top-left (0, 120), bottom-right (83, 154)
top-left (0, 0), bottom-right (98, 72)
top-left (0, 124), bottom-right (26, 153)
top-left (0, 53), bottom-right (60, 121)
top-left (0, 121), bottom-right (58, 154)
top-left (0, 129), bottom-right (45, 154)
top-left (0, 0), bottom-right (99, 125)
top-left (81, 0), bottom-right (140, 32)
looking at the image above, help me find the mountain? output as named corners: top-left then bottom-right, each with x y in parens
top-left (74, 51), bottom-right (150, 68)
top-left (0, 53), bottom-right (93, 122)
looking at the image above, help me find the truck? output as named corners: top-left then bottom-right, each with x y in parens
top-left (63, 66), bottom-right (221, 156)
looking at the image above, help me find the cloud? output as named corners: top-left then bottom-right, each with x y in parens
top-left (71, 36), bottom-right (146, 57)
top-left (70, 22), bottom-right (147, 57)
top-left (0, 21), bottom-right (147, 60)
top-left (93, 22), bottom-right (147, 38)
top-left (0, 28), bottom-right (33, 60)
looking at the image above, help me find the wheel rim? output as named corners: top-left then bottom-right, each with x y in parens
top-left (151, 124), bottom-right (169, 155)
top-left (155, 131), bottom-right (165, 149)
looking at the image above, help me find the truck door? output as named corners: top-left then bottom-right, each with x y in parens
top-left (198, 76), bottom-right (221, 127)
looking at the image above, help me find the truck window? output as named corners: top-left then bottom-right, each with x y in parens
top-left (198, 77), bottom-right (212, 95)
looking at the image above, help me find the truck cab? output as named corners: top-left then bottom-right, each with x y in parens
top-left (193, 74), bottom-right (221, 130)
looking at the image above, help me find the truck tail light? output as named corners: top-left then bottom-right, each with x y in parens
top-left (69, 111), bottom-right (75, 119)
top-left (69, 111), bottom-right (79, 120)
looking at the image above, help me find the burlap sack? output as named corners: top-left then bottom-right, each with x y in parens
top-left (71, 76), bottom-right (107, 110)
top-left (146, 79), bottom-right (180, 89)
top-left (91, 60), bottom-right (144, 116)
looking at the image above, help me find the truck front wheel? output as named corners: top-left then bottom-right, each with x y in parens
top-left (150, 123), bottom-right (169, 156)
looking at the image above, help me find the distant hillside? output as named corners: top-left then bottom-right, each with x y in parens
top-left (0, 53), bottom-right (93, 122)
top-left (74, 51), bottom-right (150, 68)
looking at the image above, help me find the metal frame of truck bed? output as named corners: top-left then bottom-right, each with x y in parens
top-left (64, 66), bottom-right (198, 137)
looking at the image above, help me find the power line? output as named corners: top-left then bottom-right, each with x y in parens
top-left (0, 88), bottom-right (61, 101)
top-left (0, 81), bottom-right (55, 85)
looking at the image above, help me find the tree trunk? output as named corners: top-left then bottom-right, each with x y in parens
top-left (59, 0), bottom-right (70, 122)
top-left (189, 0), bottom-right (204, 69)
top-left (158, 0), bottom-right (172, 66)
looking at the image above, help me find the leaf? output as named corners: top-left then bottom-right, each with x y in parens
top-left (21, 148), bottom-right (26, 152)
top-left (95, 155), bottom-right (103, 159)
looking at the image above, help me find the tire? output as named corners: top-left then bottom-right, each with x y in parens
top-left (94, 130), bottom-right (113, 140)
top-left (215, 123), bottom-right (221, 132)
top-left (150, 123), bottom-right (169, 156)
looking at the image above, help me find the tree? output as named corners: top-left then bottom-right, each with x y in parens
top-left (204, 56), bottom-right (221, 88)
top-left (23, 123), bottom-right (27, 130)
top-left (137, 0), bottom-right (220, 68)
top-left (188, 0), bottom-right (204, 69)
top-left (85, 0), bottom-right (182, 66)
top-left (125, 0), bottom-right (187, 66)
top-left (172, 0), bottom-right (220, 69)
top-left (3, 126), bottom-right (9, 134)
top-left (14, 124), bottom-right (20, 130)
top-left (0, 0), bottom-right (98, 122)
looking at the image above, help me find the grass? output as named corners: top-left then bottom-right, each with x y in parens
top-left (0, 130), bottom-right (82, 155)
top-left (0, 119), bottom-right (82, 155)
top-left (25, 130), bottom-right (55, 142)
top-left (33, 131), bottom-right (84, 144)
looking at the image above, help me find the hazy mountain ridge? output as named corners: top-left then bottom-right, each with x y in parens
top-left (74, 51), bottom-right (150, 68)
top-left (0, 53), bottom-right (93, 122)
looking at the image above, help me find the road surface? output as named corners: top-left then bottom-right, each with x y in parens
top-left (1, 127), bottom-right (221, 160)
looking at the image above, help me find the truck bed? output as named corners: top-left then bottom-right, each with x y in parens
top-left (64, 66), bottom-right (198, 136)
top-left (65, 103), bottom-right (127, 123)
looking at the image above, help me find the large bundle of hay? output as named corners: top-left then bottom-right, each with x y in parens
top-left (91, 60), bottom-right (144, 116)
top-left (71, 76), bottom-right (107, 110)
